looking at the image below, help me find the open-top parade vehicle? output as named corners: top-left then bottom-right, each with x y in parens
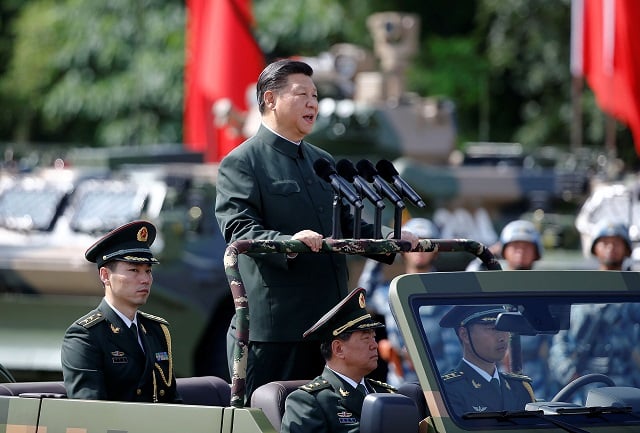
top-left (2, 237), bottom-right (640, 432)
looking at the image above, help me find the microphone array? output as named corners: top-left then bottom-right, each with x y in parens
top-left (313, 157), bottom-right (426, 239)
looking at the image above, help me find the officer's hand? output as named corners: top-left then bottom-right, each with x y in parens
top-left (292, 230), bottom-right (323, 252)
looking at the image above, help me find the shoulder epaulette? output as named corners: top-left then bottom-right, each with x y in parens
top-left (299, 379), bottom-right (331, 393)
top-left (139, 311), bottom-right (169, 325)
top-left (441, 370), bottom-right (465, 382)
top-left (502, 372), bottom-right (532, 382)
top-left (77, 312), bottom-right (105, 328)
top-left (367, 378), bottom-right (397, 392)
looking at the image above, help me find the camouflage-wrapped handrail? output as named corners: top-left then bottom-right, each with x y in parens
top-left (224, 238), bottom-right (501, 407)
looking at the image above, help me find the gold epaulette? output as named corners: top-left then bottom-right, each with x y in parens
top-left (367, 378), bottom-right (397, 393)
top-left (441, 370), bottom-right (465, 382)
top-left (77, 312), bottom-right (104, 328)
top-left (139, 311), bottom-right (169, 325)
top-left (502, 372), bottom-right (532, 382)
top-left (300, 379), bottom-right (331, 393)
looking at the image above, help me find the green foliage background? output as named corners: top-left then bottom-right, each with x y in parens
top-left (0, 0), bottom-right (636, 163)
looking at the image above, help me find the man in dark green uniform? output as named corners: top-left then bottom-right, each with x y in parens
top-left (280, 287), bottom-right (396, 433)
top-left (439, 306), bottom-right (535, 415)
top-left (61, 220), bottom-right (181, 403)
top-left (215, 59), bottom-right (417, 403)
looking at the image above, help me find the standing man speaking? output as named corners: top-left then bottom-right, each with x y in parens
top-left (215, 59), bottom-right (416, 403)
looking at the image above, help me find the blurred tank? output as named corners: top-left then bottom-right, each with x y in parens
top-left (0, 148), bottom-right (233, 381)
top-left (301, 11), bottom-right (456, 164)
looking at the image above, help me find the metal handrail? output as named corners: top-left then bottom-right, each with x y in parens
top-left (224, 238), bottom-right (500, 407)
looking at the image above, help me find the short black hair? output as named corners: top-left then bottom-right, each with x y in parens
top-left (256, 59), bottom-right (313, 114)
top-left (319, 331), bottom-right (353, 361)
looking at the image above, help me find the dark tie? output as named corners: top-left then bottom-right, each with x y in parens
top-left (490, 378), bottom-right (501, 395)
top-left (130, 323), bottom-right (144, 351)
top-left (356, 383), bottom-right (368, 396)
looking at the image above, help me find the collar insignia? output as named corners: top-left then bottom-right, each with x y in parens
top-left (339, 388), bottom-right (350, 397)
top-left (472, 379), bottom-right (482, 389)
top-left (110, 324), bottom-right (121, 334)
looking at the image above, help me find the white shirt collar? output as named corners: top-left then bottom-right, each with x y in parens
top-left (104, 297), bottom-right (138, 328)
top-left (327, 366), bottom-right (366, 390)
top-left (462, 358), bottom-right (500, 383)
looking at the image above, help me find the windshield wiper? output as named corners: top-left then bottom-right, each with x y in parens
top-left (463, 410), bottom-right (589, 433)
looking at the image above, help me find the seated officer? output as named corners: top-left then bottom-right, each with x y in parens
top-left (439, 306), bottom-right (535, 415)
top-left (281, 288), bottom-right (396, 433)
top-left (61, 220), bottom-right (181, 403)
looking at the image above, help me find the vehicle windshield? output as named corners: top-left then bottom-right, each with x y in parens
top-left (68, 179), bottom-right (149, 234)
top-left (390, 270), bottom-right (640, 430)
top-left (0, 182), bottom-right (69, 231)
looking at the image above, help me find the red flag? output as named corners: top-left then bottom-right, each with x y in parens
top-left (577, 0), bottom-right (640, 154)
top-left (184, 0), bottom-right (264, 162)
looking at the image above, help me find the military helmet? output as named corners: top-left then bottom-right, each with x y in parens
top-left (402, 217), bottom-right (440, 239)
top-left (499, 219), bottom-right (543, 260)
top-left (590, 221), bottom-right (632, 257)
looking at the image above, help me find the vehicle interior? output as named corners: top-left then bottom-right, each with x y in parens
top-left (390, 269), bottom-right (640, 432)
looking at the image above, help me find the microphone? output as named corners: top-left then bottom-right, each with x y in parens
top-left (336, 159), bottom-right (385, 209)
top-left (313, 158), bottom-right (364, 209)
top-left (355, 159), bottom-right (405, 208)
top-left (376, 159), bottom-right (426, 208)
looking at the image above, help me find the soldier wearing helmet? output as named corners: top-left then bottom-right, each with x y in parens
top-left (549, 221), bottom-right (638, 396)
top-left (590, 221), bottom-right (631, 270)
top-left (439, 306), bottom-right (535, 415)
top-left (466, 219), bottom-right (543, 271)
top-left (499, 219), bottom-right (543, 270)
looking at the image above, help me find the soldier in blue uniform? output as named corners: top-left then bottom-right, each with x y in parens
top-left (439, 306), bottom-right (535, 415)
top-left (281, 288), bottom-right (396, 433)
top-left (61, 220), bottom-right (181, 403)
top-left (549, 221), bottom-right (640, 396)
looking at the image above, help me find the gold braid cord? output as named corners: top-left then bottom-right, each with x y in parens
top-left (523, 381), bottom-right (536, 402)
top-left (154, 323), bottom-right (174, 388)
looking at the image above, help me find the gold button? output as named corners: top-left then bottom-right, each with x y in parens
top-left (136, 389), bottom-right (142, 395)
top-left (159, 389), bottom-right (165, 396)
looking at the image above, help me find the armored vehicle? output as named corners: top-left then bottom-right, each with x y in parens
top-left (0, 159), bottom-right (233, 381)
top-left (2, 238), bottom-right (640, 432)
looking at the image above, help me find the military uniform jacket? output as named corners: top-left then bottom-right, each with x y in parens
top-left (215, 125), bottom-right (392, 342)
top-left (61, 298), bottom-right (181, 403)
top-left (280, 366), bottom-right (396, 433)
top-left (442, 361), bottom-right (535, 415)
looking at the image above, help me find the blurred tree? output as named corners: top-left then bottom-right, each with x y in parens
top-left (477, 0), bottom-right (634, 160)
top-left (0, 0), bottom-right (631, 164)
top-left (1, 0), bottom-right (185, 147)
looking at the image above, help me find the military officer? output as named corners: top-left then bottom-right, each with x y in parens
top-left (439, 306), bottom-right (535, 415)
top-left (61, 220), bottom-right (181, 403)
top-left (281, 288), bottom-right (396, 433)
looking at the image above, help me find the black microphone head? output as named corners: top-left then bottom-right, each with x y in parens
top-left (336, 159), bottom-right (357, 182)
top-left (375, 159), bottom-right (399, 182)
top-left (313, 157), bottom-right (335, 182)
top-left (355, 159), bottom-right (377, 182)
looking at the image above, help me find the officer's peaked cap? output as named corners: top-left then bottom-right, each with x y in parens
top-left (85, 220), bottom-right (159, 268)
top-left (303, 288), bottom-right (383, 341)
top-left (439, 305), bottom-right (508, 328)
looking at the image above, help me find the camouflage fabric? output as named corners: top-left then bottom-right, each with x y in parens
top-left (224, 238), bottom-right (500, 407)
